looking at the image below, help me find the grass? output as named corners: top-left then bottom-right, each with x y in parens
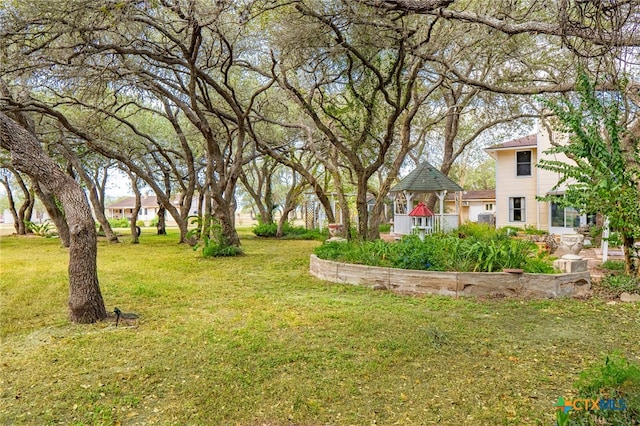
top-left (1, 229), bottom-right (640, 425)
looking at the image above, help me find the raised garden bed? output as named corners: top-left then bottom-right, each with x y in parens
top-left (310, 255), bottom-right (591, 298)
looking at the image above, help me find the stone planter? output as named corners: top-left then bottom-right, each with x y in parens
top-left (560, 234), bottom-right (584, 255)
top-left (327, 223), bottom-right (344, 238)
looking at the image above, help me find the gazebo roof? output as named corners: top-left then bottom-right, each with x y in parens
top-left (390, 162), bottom-right (463, 193)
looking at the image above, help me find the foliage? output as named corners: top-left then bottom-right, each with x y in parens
top-left (457, 222), bottom-right (499, 239)
top-left (378, 223), bottom-right (391, 233)
top-left (252, 222), bottom-right (325, 240)
top-left (136, 220), bottom-right (145, 227)
top-left (564, 354), bottom-right (640, 425)
top-left (599, 274), bottom-right (640, 295)
top-left (601, 260), bottom-right (625, 271)
top-left (107, 218), bottom-right (130, 228)
top-left (24, 220), bottom-right (56, 237)
top-left (188, 215), bottom-right (243, 258)
top-left (314, 229), bottom-right (556, 273)
top-left (149, 217), bottom-right (159, 227)
top-left (252, 222), bottom-right (278, 237)
top-left (500, 226), bottom-right (522, 237)
top-left (538, 73), bottom-right (640, 276)
top-left (524, 225), bottom-right (547, 236)
top-left (199, 236), bottom-right (244, 258)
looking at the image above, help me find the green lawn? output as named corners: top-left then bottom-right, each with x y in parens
top-left (1, 230), bottom-right (639, 425)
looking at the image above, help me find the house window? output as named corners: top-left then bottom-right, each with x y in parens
top-left (485, 203), bottom-right (494, 211)
top-left (509, 197), bottom-right (525, 222)
top-left (144, 208), bottom-right (148, 216)
top-left (394, 193), bottom-right (407, 214)
top-left (551, 200), bottom-right (580, 228)
top-left (516, 151), bottom-right (532, 176)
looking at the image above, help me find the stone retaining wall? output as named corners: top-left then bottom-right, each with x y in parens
top-left (310, 255), bottom-right (591, 298)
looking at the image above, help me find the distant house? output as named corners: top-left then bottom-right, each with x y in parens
top-left (106, 195), bottom-right (198, 224)
top-left (485, 129), bottom-right (594, 235)
top-left (445, 189), bottom-right (496, 224)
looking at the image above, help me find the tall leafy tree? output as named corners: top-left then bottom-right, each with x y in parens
top-left (538, 74), bottom-right (640, 275)
top-left (0, 112), bottom-right (107, 323)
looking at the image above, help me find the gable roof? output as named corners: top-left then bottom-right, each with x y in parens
top-left (390, 161), bottom-right (463, 193)
top-left (486, 134), bottom-right (537, 151)
top-left (445, 189), bottom-right (496, 201)
top-left (107, 195), bottom-right (162, 209)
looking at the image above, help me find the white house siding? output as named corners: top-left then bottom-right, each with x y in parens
top-left (494, 148), bottom-right (539, 229)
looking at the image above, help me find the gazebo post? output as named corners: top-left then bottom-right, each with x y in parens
top-left (436, 190), bottom-right (446, 232)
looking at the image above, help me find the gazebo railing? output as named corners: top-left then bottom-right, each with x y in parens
top-left (393, 214), bottom-right (458, 236)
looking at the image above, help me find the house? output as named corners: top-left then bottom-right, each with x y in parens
top-left (444, 189), bottom-right (496, 224)
top-left (485, 129), bottom-right (594, 235)
top-left (389, 161), bottom-right (463, 236)
top-left (106, 195), bottom-right (198, 224)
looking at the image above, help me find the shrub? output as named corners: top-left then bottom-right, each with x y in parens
top-left (313, 228), bottom-right (557, 274)
top-left (600, 274), bottom-right (640, 295)
top-left (24, 220), bottom-right (56, 237)
top-left (378, 223), bottom-right (391, 233)
top-left (561, 354), bottom-right (640, 425)
top-left (601, 260), bottom-right (625, 271)
top-left (524, 225), bottom-right (547, 235)
top-left (136, 220), bottom-right (146, 227)
top-left (457, 222), bottom-right (498, 240)
top-left (149, 217), bottom-right (159, 227)
top-left (200, 237), bottom-right (244, 258)
top-left (252, 222), bottom-right (326, 240)
top-left (188, 215), bottom-right (243, 258)
top-left (253, 222), bottom-right (278, 237)
top-left (108, 218), bottom-right (130, 228)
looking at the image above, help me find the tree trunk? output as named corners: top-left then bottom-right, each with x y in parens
top-left (1, 175), bottom-right (20, 234)
top-left (0, 112), bottom-right (106, 323)
top-left (128, 172), bottom-right (141, 244)
top-left (623, 233), bottom-right (637, 276)
top-left (157, 205), bottom-right (167, 235)
top-left (33, 180), bottom-right (71, 247)
top-left (215, 204), bottom-right (240, 247)
top-left (11, 169), bottom-right (33, 234)
top-left (355, 178), bottom-right (369, 240)
top-left (59, 144), bottom-right (119, 243)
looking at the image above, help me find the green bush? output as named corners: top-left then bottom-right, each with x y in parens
top-left (561, 354), bottom-right (640, 425)
top-left (136, 220), bottom-right (146, 227)
top-left (253, 222), bottom-right (278, 237)
top-left (457, 222), bottom-right (499, 240)
top-left (601, 260), bottom-right (625, 271)
top-left (24, 220), bottom-right (56, 238)
top-left (149, 217), bottom-right (159, 227)
top-left (188, 215), bottom-right (244, 258)
top-left (108, 218), bottom-right (130, 228)
top-left (378, 223), bottom-right (391, 233)
top-left (201, 238), bottom-right (244, 258)
top-left (600, 274), bottom-right (640, 295)
top-left (252, 222), bottom-right (326, 240)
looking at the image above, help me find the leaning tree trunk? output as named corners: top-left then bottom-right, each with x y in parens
top-left (0, 113), bottom-right (107, 323)
top-left (33, 180), bottom-right (71, 247)
top-left (128, 172), bottom-right (142, 244)
top-left (0, 175), bottom-right (21, 234)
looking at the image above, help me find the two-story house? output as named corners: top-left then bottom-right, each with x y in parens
top-left (486, 129), bottom-right (594, 235)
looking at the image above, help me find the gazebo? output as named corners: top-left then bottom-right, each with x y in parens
top-left (389, 161), bottom-right (463, 236)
